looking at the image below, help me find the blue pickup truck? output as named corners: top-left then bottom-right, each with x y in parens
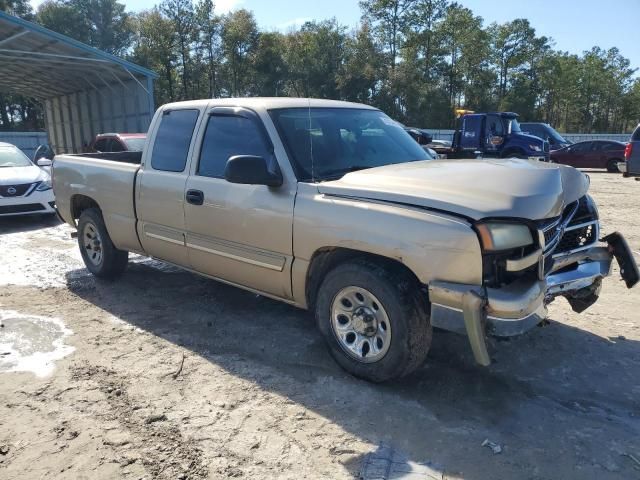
top-left (445, 112), bottom-right (550, 161)
top-left (620, 123), bottom-right (640, 178)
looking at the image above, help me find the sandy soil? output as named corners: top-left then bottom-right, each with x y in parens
top-left (0, 171), bottom-right (639, 480)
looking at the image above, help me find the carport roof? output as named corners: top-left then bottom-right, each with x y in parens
top-left (0, 11), bottom-right (157, 101)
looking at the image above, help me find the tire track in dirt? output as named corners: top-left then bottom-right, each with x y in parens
top-left (70, 362), bottom-right (209, 479)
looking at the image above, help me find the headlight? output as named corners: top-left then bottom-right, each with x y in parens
top-left (529, 144), bottom-right (542, 152)
top-left (36, 180), bottom-right (52, 191)
top-left (476, 222), bottom-right (534, 251)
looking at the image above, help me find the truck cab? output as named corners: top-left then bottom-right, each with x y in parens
top-left (452, 112), bottom-right (550, 161)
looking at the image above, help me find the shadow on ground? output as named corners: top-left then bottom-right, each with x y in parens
top-left (0, 213), bottom-right (61, 234)
top-left (65, 262), bottom-right (640, 479)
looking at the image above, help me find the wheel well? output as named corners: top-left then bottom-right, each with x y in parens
top-left (305, 247), bottom-right (422, 310)
top-left (71, 194), bottom-right (100, 220)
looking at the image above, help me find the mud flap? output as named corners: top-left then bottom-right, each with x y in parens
top-left (602, 232), bottom-right (639, 288)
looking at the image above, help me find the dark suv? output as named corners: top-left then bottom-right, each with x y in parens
top-left (621, 124), bottom-right (639, 177)
top-left (520, 122), bottom-right (571, 150)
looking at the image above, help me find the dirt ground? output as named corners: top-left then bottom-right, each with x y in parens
top-left (1, 171), bottom-right (639, 480)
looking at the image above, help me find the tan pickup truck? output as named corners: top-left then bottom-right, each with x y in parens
top-left (53, 98), bottom-right (639, 382)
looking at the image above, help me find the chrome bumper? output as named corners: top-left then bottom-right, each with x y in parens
top-left (429, 244), bottom-right (616, 366)
top-left (618, 162), bottom-right (627, 173)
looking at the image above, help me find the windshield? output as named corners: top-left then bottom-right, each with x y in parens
top-left (546, 126), bottom-right (569, 144)
top-left (0, 146), bottom-right (33, 167)
top-left (269, 108), bottom-right (431, 181)
top-left (508, 118), bottom-right (522, 134)
top-left (123, 137), bottom-right (146, 151)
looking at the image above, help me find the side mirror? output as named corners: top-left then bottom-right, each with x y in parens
top-left (34, 144), bottom-right (54, 161)
top-left (224, 155), bottom-right (282, 187)
top-left (36, 158), bottom-right (53, 167)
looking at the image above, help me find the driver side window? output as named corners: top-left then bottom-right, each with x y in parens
top-left (487, 116), bottom-right (504, 136)
top-left (197, 114), bottom-right (272, 179)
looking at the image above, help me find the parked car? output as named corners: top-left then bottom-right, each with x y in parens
top-left (53, 98), bottom-right (638, 382)
top-left (426, 139), bottom-right (453, 155)
top-left (440, 112), bottom-right (550, 161)
top-left (402, 127), bottom-right (438, 158)
top-left (620, 124), bottom-right (640, 177)
top-left (550, 140), bottom-right (626, 172)
top-left (89, 133), bottom-right (146, 153)
top-left (0, 141), bottom-right (55, 216)
top-left (520, 122), bottom-right (571, 150)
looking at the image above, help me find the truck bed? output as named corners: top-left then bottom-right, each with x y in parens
top-left (53, 153), bottom-right (143, 253)
top-left (69, 151), bottom-right (142, 164)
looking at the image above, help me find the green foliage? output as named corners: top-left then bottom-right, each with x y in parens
top-left (0, 0), bottom-right (32, 19)
top-left (37, 0), bottom-right (133, 54)
top-left (1, 0), bottom-right (639, 132)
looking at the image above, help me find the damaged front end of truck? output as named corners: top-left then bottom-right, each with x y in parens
top-left (429, 194), bottom-right (639, 365)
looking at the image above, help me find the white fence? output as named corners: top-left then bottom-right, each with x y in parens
top-left (425, 129), bottom-right (631, 143)
top-left (0, 131), bottom-right (49, 158)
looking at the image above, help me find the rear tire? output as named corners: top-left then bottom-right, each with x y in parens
top-left (607, 159), bottom-right (620, 173)
top-left (77, 208), bottom-right (128, 279)
top-left (315, 259), bottom-right (432, 382)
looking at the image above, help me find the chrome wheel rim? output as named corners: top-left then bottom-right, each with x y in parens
top-left (330, 286), bottom-right (392, 363)
top-left (82, 222), bottom-right (103, 266)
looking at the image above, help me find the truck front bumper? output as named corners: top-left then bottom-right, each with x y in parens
top-left (429, 234), bottom-right (638, 366)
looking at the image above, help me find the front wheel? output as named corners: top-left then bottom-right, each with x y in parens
top-left (315, 259), bottom-right (432, 382)
top-left (77, 208), bottom-right (128, 279)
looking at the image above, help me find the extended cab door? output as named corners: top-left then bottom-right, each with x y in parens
top-left (135, 108), bottom-right (202, 266)
top-left (183, 106), bottom-right (296, 299)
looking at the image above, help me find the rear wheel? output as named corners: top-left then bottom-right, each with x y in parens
top-left (315, 259), bottom-right (432, 382)
top-left (607, 159), bottom-right (620, 173)
top-left (77, 208), bottom-right (128, 279)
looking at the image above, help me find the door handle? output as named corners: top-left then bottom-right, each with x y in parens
top-left (186, 189), bottom-right (204, 205)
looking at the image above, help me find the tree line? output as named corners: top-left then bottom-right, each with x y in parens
top-left (1, 0), bottom-right (639, 133)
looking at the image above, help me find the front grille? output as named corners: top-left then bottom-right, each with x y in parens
top-left (538, 200), bottom-right (579, 254)
top-left (538, 196), bottom-right (599, 258)
top-left (0, 203), bottom-right (45, 214)
top-left (556, 223), bottom-right (597, 253)
top-left (0, 183), bottom-right (34, 197)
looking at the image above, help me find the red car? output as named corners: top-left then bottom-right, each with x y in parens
top-left (89, 133), bottom-right (146, 153)
top-left (550, 140), bottom-right (626, 172)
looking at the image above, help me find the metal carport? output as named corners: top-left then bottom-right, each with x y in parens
top-left (0, 11), bottom-right (157, 154)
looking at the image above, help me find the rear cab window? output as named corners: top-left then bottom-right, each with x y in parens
top-left (150, 109), bottom-right (200, 172)
top-left (632, 125), bottom-right (640, 142)
top-left (93, 138), bottom-right (109, 152)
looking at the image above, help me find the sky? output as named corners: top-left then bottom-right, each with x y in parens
top-left (29, 0), bottom-right (640, 70)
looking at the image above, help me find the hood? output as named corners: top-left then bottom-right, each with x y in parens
top-left (317, 159), bottom-right (589, 221)
top-left (0, 165), bottom-right (49, 185)
top-left (515, 132), bottom-right (545, 144)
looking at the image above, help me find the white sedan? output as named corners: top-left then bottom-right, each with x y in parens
top-left (0, 142), bottom-right (55, 216)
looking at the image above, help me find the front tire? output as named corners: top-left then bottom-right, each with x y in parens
top-left (315, 259), bottom-right (432, 382)
top-left (607, 159), bottom-right (620, 173)
top-left (77, 208), bottom-right (128, 279)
